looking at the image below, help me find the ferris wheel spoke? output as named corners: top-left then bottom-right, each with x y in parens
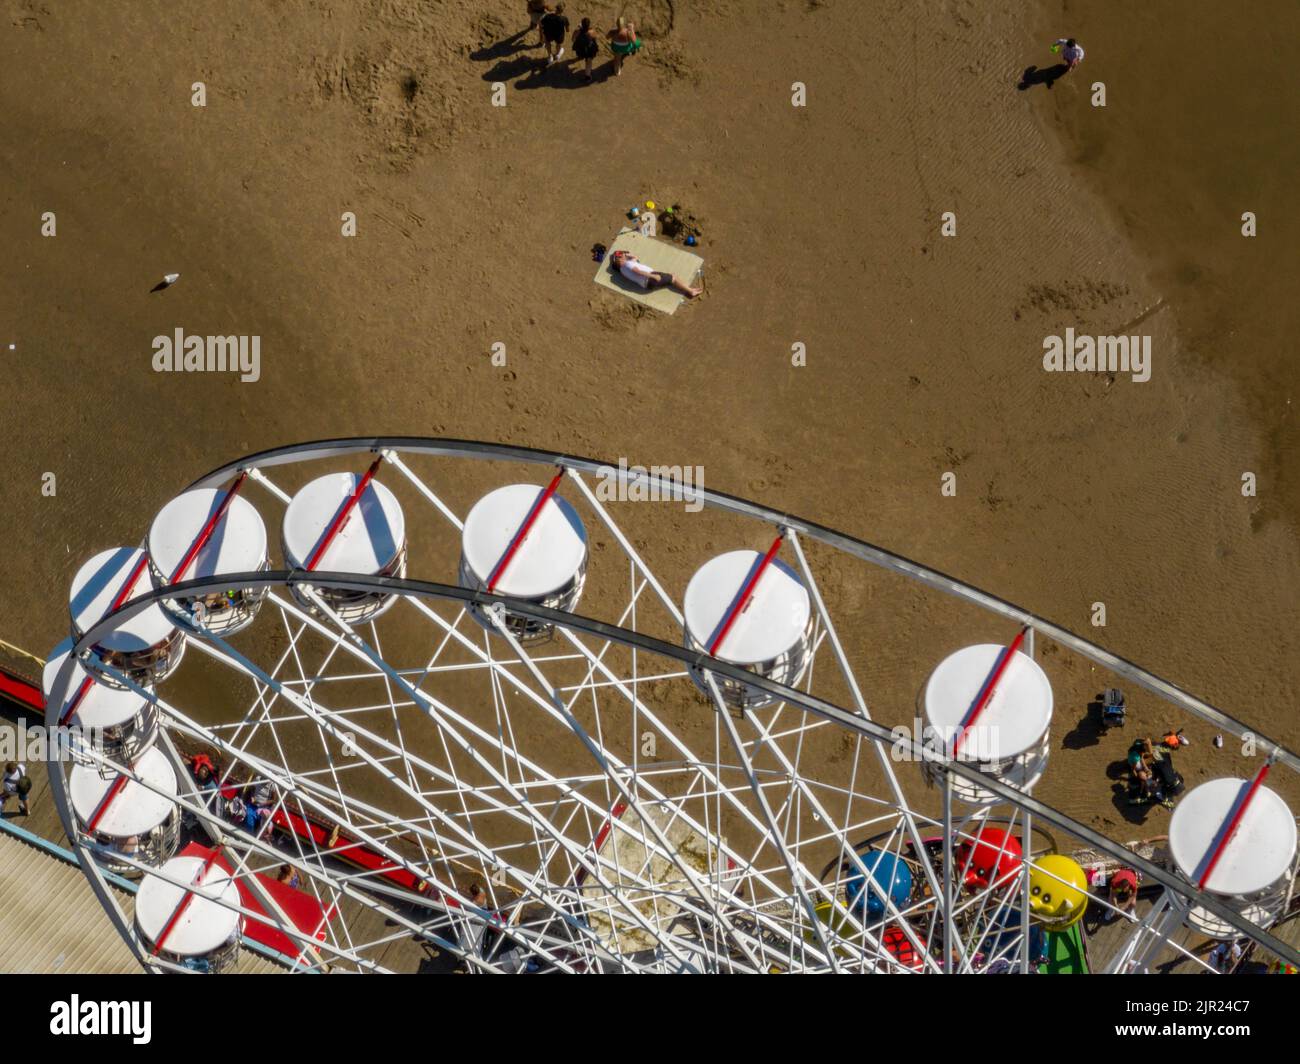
top-left (486, 609), bottom-right (781, 971)
top-left (271, 596), bottom-right (751, 968)
top-left (731, 689), bottom-right (944, 972)
top-left (404, 589), bottom-right (841, 930)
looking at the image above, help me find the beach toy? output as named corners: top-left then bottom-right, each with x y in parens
top-left (1028, 855), bottom-right (1089, 929)
top-left (845, 850), bottom-right (912, 919)
top-left (1050, 43), bottom-right (1061, 53)
top-left (645, 200), bottom-right (655, 210)
top-left (685, 235), bottom-right (697, 246)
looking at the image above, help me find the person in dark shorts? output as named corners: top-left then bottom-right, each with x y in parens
top-left (526, 0), bottom-right (549, 47)
top-left (610, 250), bottom-right (702, 299)
top-left (572, 17), bottom-right (600, 81)
top-left (541, 3), bottom-right (570, 65)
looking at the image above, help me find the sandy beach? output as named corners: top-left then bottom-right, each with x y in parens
top-left (1, 0), bottom-right (1296, 843)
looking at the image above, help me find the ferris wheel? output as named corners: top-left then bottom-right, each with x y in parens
top-left (43, 439), bottom-right (1300, 974)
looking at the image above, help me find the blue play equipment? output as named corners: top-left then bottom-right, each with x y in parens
top-left (845, 850), bottom-right (912, 918)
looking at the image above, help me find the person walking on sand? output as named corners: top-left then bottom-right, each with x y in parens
top-left (573, 17), bottom-right (600, 81)
top-left (608, 16), bottom-right (643, 76)
top-left (1052, 37), bottom-right (1085, 71)
top-left (526, 0), bottom-right (549, 47)
top-left (611, 250), bottom-right (702, 298)
top-left (541, 3), bottom-right (570, 65)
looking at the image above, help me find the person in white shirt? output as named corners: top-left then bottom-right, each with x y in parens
top-left (1054, 38), bottom-right (1084, 71)
top-left (2, 761), bottom-right (29, 816)
top-left (611, 250), bottom-right (702, 298)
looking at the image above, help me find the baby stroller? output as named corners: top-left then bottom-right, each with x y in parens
top-left (1101, 688), bottom-right (1126, 729)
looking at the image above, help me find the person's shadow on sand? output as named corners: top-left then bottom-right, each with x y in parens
top-left (469, 28), bottom-right (533, 64)
top-left (1106, 761), bottom-right (1160, 826)
top-left (1062, 700), bottom-right (1107, 750)
top-left (516, 58), bottom-right (613, 91)
top-left (470, 26), bottom-right (609, 88)
top-left (1017, 63), bottom-right (1068, 91)
top-left (479, 54), bottom-right (540, 83)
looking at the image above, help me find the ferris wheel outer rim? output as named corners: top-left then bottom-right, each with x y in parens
top-left (39, 436), bottom-right (1300, 972)
top-left (42, 567), bottom-right (1300, 972)
top-left (177, 436), bottom-right (1300, 778)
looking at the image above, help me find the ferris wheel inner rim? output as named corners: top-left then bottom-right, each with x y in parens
top-left (43, 566), bottom-right (1300, 969)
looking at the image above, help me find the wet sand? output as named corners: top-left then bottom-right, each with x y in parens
top-left (1029, 0), bottom-right (1300, 532)
top-left (1, 0), bottom-right (1296, 838)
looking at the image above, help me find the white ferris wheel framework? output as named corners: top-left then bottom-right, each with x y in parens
top-left (43, 437), bottom-right (1300, 975)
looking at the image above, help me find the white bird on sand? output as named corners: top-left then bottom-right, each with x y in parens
top-left (152, 273), bottom-right (181, 292)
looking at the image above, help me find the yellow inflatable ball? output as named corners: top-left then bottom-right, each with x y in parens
top-left (1028, 854), bottom-right (1089, 929)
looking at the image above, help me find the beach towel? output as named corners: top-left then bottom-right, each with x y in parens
top-left (593, 228), bottom-right (704, 315)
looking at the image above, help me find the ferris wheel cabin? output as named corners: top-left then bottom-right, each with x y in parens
top-left (682, 549), bottom-right (813, 710)
top-left (921, 641), bottom-right (1053, 803)
top-left (282, 472), bottom-right (408, 624)
top-left (70, 746), bottom-right (180, 876)
top-left (147, 487), bottom-right (270, 635)
top-left (135, 855), bottom-right (243, 974)
top-left (69, 547), bottom-right (186, 686)
top-left (1168, 776), bottom-right (1297, 939)
top-left (43, 649), bottom-right (159, 762)
top-left (458, 482), bottom-right (589, 641)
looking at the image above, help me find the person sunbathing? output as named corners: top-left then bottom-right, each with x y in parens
top-left (611, 249), bottom-right (702, 298)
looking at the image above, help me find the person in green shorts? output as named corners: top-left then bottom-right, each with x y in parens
top-left (608, 16), bottom-right (643, 76)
